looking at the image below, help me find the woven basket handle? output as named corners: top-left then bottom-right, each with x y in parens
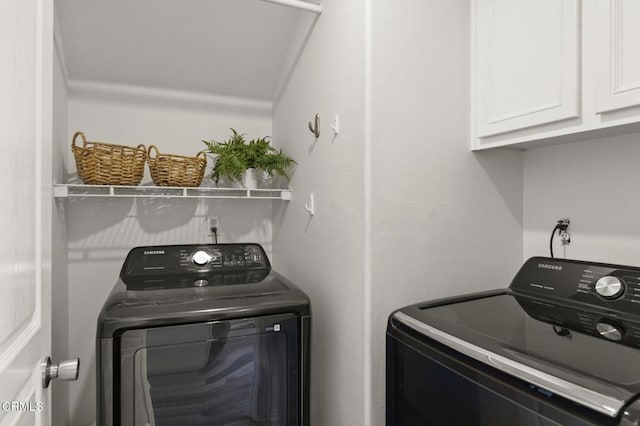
top-left (72, 131), bottom-right (88, 148)
top-left (147, 145), bottom-right (160, 159)
top-left (197, 151), bottom-right (207, 160)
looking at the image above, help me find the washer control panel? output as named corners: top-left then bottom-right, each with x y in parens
top-left (121, 243), bottom-right (270, 278)
top-left (511, 257), bottom-right (640, 316)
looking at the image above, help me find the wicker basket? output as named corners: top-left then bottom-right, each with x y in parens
top-left (72, 131), bottom-right (146, 186)
top-left (147, 145), bottom-right (207, 187)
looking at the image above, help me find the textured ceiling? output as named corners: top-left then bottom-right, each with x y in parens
top-left (56, 0), bottom-right (303, 101)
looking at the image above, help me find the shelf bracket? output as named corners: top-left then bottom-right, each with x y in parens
top-left (53, 185), bottom-right (69, 198)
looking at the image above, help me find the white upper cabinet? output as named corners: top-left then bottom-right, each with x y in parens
top-left (595, 0), bottom-right (640, 114)
top-left (472, 0), bottom-right (640, 150)
top-left (474, 0), bottom-right (579, 138)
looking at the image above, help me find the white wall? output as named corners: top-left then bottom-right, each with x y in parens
top-left (369, 1), bottom-right (524, 424)
top-left (52, 24), bottom-right (70, 426)
top-left (272, 0), bottom-right (367, 424)
top-left (523, 132), bottom-right (640, 265)
top-left (65, 88), bottom-right (274, 425)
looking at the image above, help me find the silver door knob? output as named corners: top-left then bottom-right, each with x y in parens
top-left (42, 357), bottom-right (80, 389)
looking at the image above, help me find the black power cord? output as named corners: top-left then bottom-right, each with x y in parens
top-left (211, 226), bottom-right (218, 244)
top-left (549, 219), bottom-right (570, 258)
top-left (549, 225), bottom-right (561, 258)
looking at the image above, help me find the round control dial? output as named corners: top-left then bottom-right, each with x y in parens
top-left (595, 276), bottom-right (625, 299)
top-left (192, 250), bottom-right (213, 266)
top-left (596, 321), bottom-right (624, 341)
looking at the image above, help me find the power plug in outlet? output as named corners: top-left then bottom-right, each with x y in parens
top-left (207, 216), bottom-right (220, 230)
top-left (206, 215), bottom-right (220, 243)
top-left (558, 218), bottom-right (570, 246)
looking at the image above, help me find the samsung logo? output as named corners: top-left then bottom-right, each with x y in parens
top-left (538, 263), bottom-right (562, 271)
top-left (144, 250), bottom-right (165, 255)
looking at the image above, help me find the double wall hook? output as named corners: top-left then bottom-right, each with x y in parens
top-left (304, 193), bottom-right (315, 216)
top-left (329, 114), bottom-right (339, 136)
top-left (308, 113), bottom-right (320, 138)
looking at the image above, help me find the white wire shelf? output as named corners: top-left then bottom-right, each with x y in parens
top-left (53, 184), bottom-right (292, 200)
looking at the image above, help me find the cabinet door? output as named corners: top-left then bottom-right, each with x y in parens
top-left (595, 0), bottom-right (640, 113)
top-left (474, 0), bottom-right (580, 137)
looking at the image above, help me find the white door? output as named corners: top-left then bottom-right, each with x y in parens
top-left (0, 0), bottom-right (54, 425)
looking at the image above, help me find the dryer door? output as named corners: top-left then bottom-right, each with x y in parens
top-left (116, 313), bottom-right (300, 426)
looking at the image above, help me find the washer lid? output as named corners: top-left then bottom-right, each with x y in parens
top-left (392, 293), bottom-right (640, 418)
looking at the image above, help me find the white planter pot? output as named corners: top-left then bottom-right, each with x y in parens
top-left (242, 168), bottom-right (259, 189)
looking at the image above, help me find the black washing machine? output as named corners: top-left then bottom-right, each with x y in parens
top-left (97, 243), bottom-right (310, 426)
top-left (388, 257), bottom-right (640, 425)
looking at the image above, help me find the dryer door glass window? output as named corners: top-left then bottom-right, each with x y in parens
top-left (125, 316), bottom-right (299, 426)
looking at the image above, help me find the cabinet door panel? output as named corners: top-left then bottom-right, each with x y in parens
top-left (474, 0), bottom-right (579, 137)
top-left (596, 0), bottom-right (640, 113)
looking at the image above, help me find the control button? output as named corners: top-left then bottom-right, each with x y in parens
top-left (595, 276), bottom-right (624, 299)
top-left (596, 321), bottom-right (624, 341)
top-left (192, 250), bottom-right (212, 266)
top-left (193, 279), bottom-right (208, 287)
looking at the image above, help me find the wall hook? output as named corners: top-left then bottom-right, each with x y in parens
top-left (304, 193), bottom-right (315, 216)
top-left (330, 114), bottom-right (339, 136)
top-left (308, 113), bottom-right (320, 138)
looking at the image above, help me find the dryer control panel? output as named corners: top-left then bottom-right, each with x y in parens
top-left (120, 243), bottom-right (270, 279)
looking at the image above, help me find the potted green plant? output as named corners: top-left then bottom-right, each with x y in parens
top-left (203, 128), bottom-right (296, 188)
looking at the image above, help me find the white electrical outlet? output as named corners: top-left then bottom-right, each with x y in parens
top-left (558, 218), bottom-right (570, 246)
top-left (204, 216), bottom-right (221, 243)
top-left (207, 215), bottom-right (220, 230)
